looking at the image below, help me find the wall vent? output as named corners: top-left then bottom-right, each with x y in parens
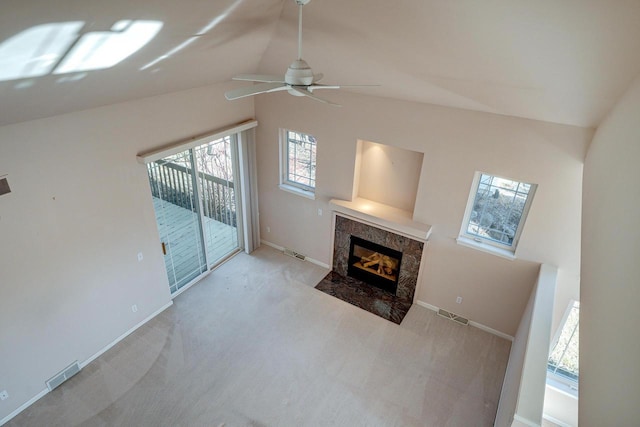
top-left (283, 248), bottom-right (306, 261)
top-left (46, 361), bottom-right (80, 391)
top-left (0, 177), bottom-right (10, 196)
top-left (437, 308), bottom-right (469, 326)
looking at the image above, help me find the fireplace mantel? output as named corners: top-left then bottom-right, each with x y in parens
top-left (330, 197), bottom-right (432, 243)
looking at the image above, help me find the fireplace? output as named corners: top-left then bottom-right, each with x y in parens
top-left (348, 236), bottom-right (402, 295)
top-left (315, 200), bottom-right (431, 324)
top-left (314, 215), bottom-right (426, 323)
top-left (330, 215), bottom-right (424, 302)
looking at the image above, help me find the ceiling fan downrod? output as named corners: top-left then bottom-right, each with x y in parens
top-left (298, 1), bottom-right (303, 60)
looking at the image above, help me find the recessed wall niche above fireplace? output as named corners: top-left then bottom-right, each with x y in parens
top-left (314, 138), bottom-right (432, 323)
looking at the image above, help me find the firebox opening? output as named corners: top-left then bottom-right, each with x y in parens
top-left (347, 236), bottom-right (402, 295)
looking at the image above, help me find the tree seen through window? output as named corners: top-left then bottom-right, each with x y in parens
top-left (466, 174), bottom-right (534, 247)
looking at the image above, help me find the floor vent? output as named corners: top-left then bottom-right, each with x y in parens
top-left (437, 308), bottom-right (469, 326)
top-left (283, 248), bottom-right (306, 261)
top-left (46, 361), bottom-right (80, 391)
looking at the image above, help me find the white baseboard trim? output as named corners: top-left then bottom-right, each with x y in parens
top-left (415, 300), bottom-right (514, 342)
top-left (260, 240), bottom-right (330, 269)
top-left (513, 414), bottom-right (541, 427)
top-left (260, 239), bottom-right (282, 249)
top-left (0, 388), bottom-right (48, 426)
top-left (305, 257), bottom-right (331, 269)
top-left (468, 320), bottom-right (514, 342)
top-left (0, 301), bottom-right (173, 426)
top-left (415, 300), bottom-right (439, 312)
top-left (81, 301), bottom-right (174, 368)
top-left (542, 413), bottom-right (572, 427)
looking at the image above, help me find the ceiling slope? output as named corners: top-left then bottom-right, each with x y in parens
top-left (2, 0), bottom-right (640, 127)
top-left (256, 0), bottom-right (640, 127)
top-left (0, 0), bottom-right (285, 126)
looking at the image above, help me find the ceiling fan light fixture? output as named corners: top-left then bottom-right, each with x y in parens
top-left (224, 0), bottom-right (376, 106)
top-left (285, 59), bottom-right (314, 85)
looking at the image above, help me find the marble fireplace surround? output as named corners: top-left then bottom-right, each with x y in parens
top-left (329, 198), bottom-right (432, 303)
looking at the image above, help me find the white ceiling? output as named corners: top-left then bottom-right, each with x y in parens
top-left (2, 0), bottom-right (640, 127)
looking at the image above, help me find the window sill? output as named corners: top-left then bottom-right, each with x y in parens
top-left (456, 236), bottom-right (516, 260)
top-left (279, 184), bottom-right (315, 200)
top-left (546, 375), bottom-right (579, 399)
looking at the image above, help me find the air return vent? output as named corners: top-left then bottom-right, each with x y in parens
top-left (283, 248), bottom-right (306, 261)
top-left (0, 177), bottom-right (10, 196)
top-left (46, 361), bottom-right (80, 391)
top-left (437, 308), bottom-right (469, 326)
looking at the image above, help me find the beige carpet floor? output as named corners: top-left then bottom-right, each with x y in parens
top-left (8, 246), bottom-right (511, 427)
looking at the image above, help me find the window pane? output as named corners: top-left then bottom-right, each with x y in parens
top-left (548, 301), bottom-right (580, 381)
top-left (466, 174), bottom-right (534, 247)
top-left (285, 130), bottom-right (317, 190)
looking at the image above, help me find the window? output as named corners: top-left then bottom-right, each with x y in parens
top-left (279, 129), bottom-right (317, 198)
top-left (458, 172), bottom-right (536, 257)
top-left (548, 301), bottom-right (579, 394)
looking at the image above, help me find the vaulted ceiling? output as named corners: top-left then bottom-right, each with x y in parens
top-left (2, 0), bottom-right (640, 128)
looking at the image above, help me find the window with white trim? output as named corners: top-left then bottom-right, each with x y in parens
top-left (459, 172), bottom-right (536, 255)
top-left (548, 300), bottom-right (579, 390)
top-left (279, 129), bottom-right (317, 198)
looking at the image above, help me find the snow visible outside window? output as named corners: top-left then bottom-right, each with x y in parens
top-left (461, 172), bottom-right (537, 253)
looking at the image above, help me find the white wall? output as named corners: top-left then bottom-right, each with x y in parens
top-left (495, 264), bottom-right (557, 427)
top-left (255, 91), bottom-right (591, 336)
top-left (514, 264), bottom-right (557, 425)
top-left (494, 267), bottom-right (537, 427)
top-left (581, 74), bottom-right (640, 425)
top-left (355, 140), bottom-right (423, 212)
top-left (0, 81), bottom-right (254, 421)
top-left (543, 386), bottom-right (578, 427)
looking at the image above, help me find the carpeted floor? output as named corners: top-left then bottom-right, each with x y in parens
top-left (7, 246), bottom-right (510, 427)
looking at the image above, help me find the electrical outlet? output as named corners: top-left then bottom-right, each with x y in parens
top-left (456, 296), bottom-right (463, 304)
top-left (317, 208), bottom-right (323, 216)
top-left (137, 252), bottom-right (144, 261)
top-left (131, 304), bottom-right (138, 313)
top-left (0, 390), bottom-right (8, 401)
top-left (266, 226), bottom-right (271, 233)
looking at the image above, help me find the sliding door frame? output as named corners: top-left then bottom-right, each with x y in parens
top-left (138, 119), bottom-right (259, 297)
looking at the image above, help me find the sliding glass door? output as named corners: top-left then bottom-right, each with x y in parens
top-left (194, 135), bottom-right (243, 265)
top-left (146, 137), bottom-right (243, 294)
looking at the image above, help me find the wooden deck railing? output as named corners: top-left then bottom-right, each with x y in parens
top-left (147, 160), bottom-right (237, 227)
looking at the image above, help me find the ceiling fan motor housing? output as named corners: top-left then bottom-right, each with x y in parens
top-left (285, 59), bottom-right (314, 86)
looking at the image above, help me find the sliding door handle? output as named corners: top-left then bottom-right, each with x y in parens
top-left (161, 242), bottom-right (167, 255)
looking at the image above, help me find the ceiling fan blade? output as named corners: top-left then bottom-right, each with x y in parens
top-left (308, 84), bottom-right (340, 91)
top-left (290, 87), bottom-right (341, 106)
top-left (232, 74), bottom-right (285, 83)
top-left (225, 82), bottom-right (288, 100)
top-left (308, 84), bottom-right (380, 91)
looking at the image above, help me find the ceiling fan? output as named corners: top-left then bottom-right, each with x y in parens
top-left (224, 0), bottom-right (373, 106)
